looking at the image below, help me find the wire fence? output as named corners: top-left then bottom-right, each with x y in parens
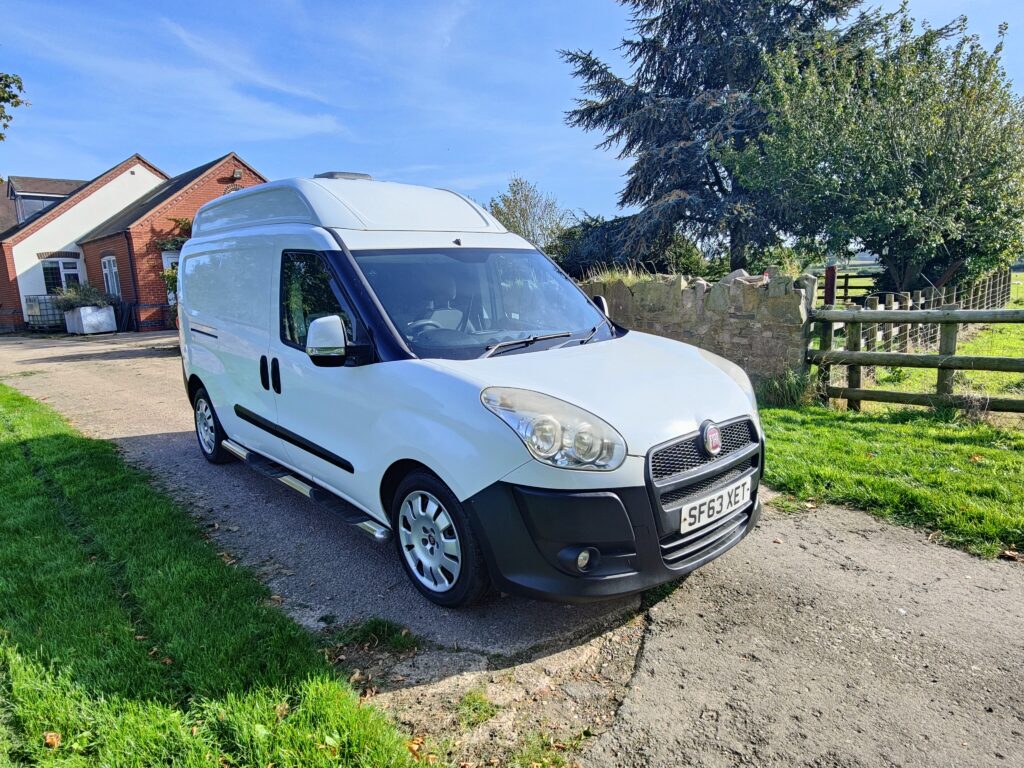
top-left (818, 269), bottom-right (1023, 428)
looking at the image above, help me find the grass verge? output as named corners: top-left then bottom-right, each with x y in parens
top-left (761, 405), bottom-right (1024, 557)
top-left (456, 688), bottom-right (499, 729)
top-left (0, 384), bottom-right (412, 766)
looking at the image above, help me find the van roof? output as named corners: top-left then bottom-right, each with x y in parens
top-left (192, 177), bottom-right (509, 237)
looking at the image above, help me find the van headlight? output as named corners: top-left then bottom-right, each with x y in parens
top-left (481, 387), bottom-right (626, 471)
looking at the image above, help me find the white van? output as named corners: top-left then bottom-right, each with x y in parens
top-left (179, 173), bottom-right (763, 607)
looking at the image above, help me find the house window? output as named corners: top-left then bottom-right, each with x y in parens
top-left (16, 195), bottom-right (61, 223)
top-left (42, 262), bottom-right (63, 294)
top-left (41, 259), bottom-right (82, 294)
top-left (101, 254), bottom-right (121, 297)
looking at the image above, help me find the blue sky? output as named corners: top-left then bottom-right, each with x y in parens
top-left (1, 1), bottom-right (1021, 218)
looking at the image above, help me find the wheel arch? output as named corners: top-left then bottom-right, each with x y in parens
top-left (186, 374), bottom-right (206, 405)
top-left (380, 459), bottom-right (435, 521)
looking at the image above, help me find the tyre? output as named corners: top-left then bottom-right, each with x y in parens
top-left (193, 387), bottom-right (233, 464)
top-left (391, 470), bottom-right (491, 608)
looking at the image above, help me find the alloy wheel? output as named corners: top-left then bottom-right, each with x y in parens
top-left (397, 490), bottom-right (462, 593)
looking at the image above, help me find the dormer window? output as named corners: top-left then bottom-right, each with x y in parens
top-left (16, 194), bottom-right (63, 223)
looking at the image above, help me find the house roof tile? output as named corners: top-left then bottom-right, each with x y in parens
top-left (79, 154), bottom-right (238, 244)
top-left (0, 154), bottom-right (168, 243)
top-left (7, 176), bottom-right (88, 197)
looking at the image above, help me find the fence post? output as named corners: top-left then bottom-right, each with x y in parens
top-left (864, 295), bottom-right (879, 381)
top-left (881, 293), bottom-right (894, 349)
top-left (846, 304), bottom-right (862, 412)
top-left (824, 264), bottom-right (837, 306)
top-left (911, 290), bottom-right (922, 346)
top-left (817, 304), bottom-right (835, 405)
top-left (897, 292), bottom-right (911, 351)
top-left (936, 303), bottom-right (960, 397)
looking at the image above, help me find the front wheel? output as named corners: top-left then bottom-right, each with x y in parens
top-left (391, 471), bottom-right (491, 608)
top-left (193, 387), bottom-right (232, 464)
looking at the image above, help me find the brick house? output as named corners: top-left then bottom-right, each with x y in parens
top-left (78, 153), bottom-right (265, 330)
top-left (0, 152), bottom-right (264, 331)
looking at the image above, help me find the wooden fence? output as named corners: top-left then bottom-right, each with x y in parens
top-left (816, 266), bottom-right (1014, 313)
top-left (809, 304), bottom-right (1024, 413)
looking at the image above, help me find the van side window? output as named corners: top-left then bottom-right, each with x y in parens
top-left (280, 251), bottom-right (359, 348)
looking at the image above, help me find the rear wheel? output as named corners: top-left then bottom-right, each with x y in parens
top-left (391, 471), bottom-right (490, 607)
top-left (193, 388), bottom-right (232, 464)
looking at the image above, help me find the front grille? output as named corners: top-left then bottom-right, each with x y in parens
top-left (659, 457), bottom-right (755, 508)
top-left (659, 506), bottom-right (751, 569)
top-left (646, 416), bottom-right (761, 569)
top-left (650, 419), bottom-right (756, 481)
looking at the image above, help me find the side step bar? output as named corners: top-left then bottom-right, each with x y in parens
top-left (222, 439), bottom-right (391, 543)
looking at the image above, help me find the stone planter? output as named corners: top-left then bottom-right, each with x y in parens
top-left (63, 305), bottom-right (116, 335)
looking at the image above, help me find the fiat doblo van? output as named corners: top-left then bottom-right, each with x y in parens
top-left (179, 173), bottom-right (763, 607)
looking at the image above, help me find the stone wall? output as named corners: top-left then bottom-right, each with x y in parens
top-left (580, 268), bottom-right (817, 382)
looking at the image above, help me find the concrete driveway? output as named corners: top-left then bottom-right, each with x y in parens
top-left (1, 331), bottom-right (1021, 767)
top-left (0, 331), bottom-right (634, 655)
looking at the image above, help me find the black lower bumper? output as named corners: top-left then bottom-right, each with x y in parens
top-left (462, 475), bottom-right (762, 603)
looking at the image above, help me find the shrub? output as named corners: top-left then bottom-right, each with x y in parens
top-left (52, 283), bottom-right (114, 311)
top-left (755, 369), bottom-right (814, 407)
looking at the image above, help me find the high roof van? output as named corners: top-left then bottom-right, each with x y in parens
top-left (178, 174), bottom-right (763, 607)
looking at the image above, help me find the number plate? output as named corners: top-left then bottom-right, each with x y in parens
top-left (680, 475), bottom-right (752, 533)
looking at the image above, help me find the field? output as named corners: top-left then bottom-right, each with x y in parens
top-left (869, 279), bottom-right (1024, 402)
top-left (0, 384), bottom-right (411, 767)
top-left (761, 406), bottom-right (1024, 557)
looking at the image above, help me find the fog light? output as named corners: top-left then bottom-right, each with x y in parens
top-left (576, 550), bottom-right (591, 570)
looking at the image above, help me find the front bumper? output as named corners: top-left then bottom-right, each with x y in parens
top-left (462, 469), bottom-right (762, 603)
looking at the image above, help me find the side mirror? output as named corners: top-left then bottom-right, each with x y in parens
top-left (306, 315), bottom-right (347, 366)
top-left (592, 295), bottom-right (610, 318)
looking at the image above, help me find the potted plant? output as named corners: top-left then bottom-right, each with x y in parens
top-left (53, 284), bottom-right (117, 334)
top-left (161, 264), bottom-right (179, 329)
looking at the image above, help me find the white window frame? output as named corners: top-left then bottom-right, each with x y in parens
top-left (42, 258), bottom-right (82, 293)
top-left (101, 255), bottom-right (121, 298)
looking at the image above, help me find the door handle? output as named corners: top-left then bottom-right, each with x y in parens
top-left (270, 358), bottom-right (281, 394)
top-left (259, 356), bottom-right (270, 390)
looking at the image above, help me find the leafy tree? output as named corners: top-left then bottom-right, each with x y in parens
top-left (487, 175), bottom-right (568, 251)
top-left (0, 73), bottom-right (27, 142)
top-left (562, 0), bottom-right (868, 270)
top-left (726, 12), bottom-right (1024, 291)
top-left (549, 212), bottom-right (727, 279)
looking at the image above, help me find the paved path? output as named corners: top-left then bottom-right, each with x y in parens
top-left (2, 332), bottom-right (1021, 767)
top-left (585, 499), bottom-right (1023, 767)
top-left (0, 332), bottom-right (634, 655)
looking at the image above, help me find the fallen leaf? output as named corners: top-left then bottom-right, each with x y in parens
top-left (349, 669), bottom-right (366, 685)
top-left (773, 538), bottom-right (784, 544)
top-left (970, 454), bottom-right (984, 463)
top-left (134, 634), bottom-right (147, 641)
top-left (269, 595), bottom-right (284, 604)
top-left (999, 550), bottom-right (1020, 561)
top-left (161, 656), bottom-right (174, 666)
top-left (226, 526), bottom-right (240, 532)
top-left (275, 702), bottom-right (289, 720)
top-left (43, 732), bottom-right (61, 749)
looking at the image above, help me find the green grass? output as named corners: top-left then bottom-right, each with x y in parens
top-left (0, 384), bottom-right (412, 767)
top-left (761, 405), bottom-right (1024, 557)
top-left (506, 730), bottom-right (588, 768)
top-left (330, 618), bottom-right (419, 654)
top-left (456, 688), bottom-right (499, 729)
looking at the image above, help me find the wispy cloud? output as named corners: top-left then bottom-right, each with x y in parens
top-left (4, 17), bottom-right (343, 146)
top-left (159, 19), bottom-right (332, 104)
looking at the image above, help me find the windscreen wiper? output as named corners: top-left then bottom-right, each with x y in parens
top-left (555, 317), bottom-right (612, 349)
top-left (481, 331), bottom-right (572, 359)
top-left (580, 317), bottom-right (611, 345)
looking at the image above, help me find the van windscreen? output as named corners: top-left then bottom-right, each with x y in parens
top-left (350, 248), bottom-right (613, 360)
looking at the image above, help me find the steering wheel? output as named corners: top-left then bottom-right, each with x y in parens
top-left (407, 319), bottom-right (443, 335)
